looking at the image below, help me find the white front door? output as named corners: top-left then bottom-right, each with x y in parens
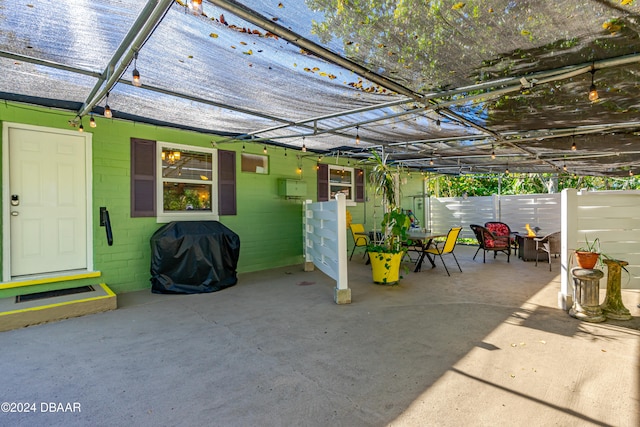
top-left (5, 124), bottom-right (90, 278)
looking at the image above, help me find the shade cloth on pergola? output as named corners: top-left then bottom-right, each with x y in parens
top-left (1, 0), bottom-right (639, 176)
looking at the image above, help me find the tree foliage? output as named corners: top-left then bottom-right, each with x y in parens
top-left (425, 173), bottom-right (640, 197)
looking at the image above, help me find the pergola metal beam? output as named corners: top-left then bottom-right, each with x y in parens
top-left (75, 0), bottom-right (175, 120)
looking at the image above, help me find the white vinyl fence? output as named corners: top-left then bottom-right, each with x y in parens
top-left (429, 193), bottom-right (561, 239)
top-left (424, 190), bottom-right (639, 301)
top-left (303, 194), bottom-right (351, 304)
top-left (559, 189), bottom-right (640, 307)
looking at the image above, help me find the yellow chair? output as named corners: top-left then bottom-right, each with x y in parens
top-left (424, 227), bottom-right (463, 276)
top-left (349, 224), bottom-right (369, 260)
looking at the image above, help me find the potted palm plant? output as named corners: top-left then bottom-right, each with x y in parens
top-left (367, 150), bottom-right (411, 284)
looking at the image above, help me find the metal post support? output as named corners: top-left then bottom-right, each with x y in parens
top-left (569, 268), bottom-right (605, 323)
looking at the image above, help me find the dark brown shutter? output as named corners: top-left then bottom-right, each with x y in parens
top-left (130, 138), bottom-right (156, 217)
top-left (317, 163), bottom-right (329, 201)
top-left (218, 149), bottom-right (237, 215)
top-left (355, 168), bottom-right (364, 202)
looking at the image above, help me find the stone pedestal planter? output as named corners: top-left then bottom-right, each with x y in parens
top-left (601, 259), bottom-right (632, 320)
top-left (569, 268), bottom-right (605, 323)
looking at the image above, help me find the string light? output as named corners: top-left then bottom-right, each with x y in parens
top-left (491, 145), bottom-right (496, 160)
top-left (302, 137), bottom-right (307, 152)
top-left (104, 92), bottom-right (112, 118)
top-left (89, 114), bottom-right (97, 128)
top-left (571, 138), bottom-right (577, 151)
top-left (132, 51), bottom-right (141, 87)
top-left (435, 119), bottom-right (441, 130)
top-left (242, 143), bottom-right (245, 152)
top-left (429, 158), bottom-right (434, 166)
top-left (563, 162), bottom-right (567, 172)
top-left (263, 145), bottom-right (267, 154)
top-left (355, 125), bottom-right (360, 145)
top-left (588, 67), bottom-right (598, 102)
top-left (78, 117), bottom-right (84, 132)
top-left (629, 169), bottom-right (634, 177)
top-left (189, 0), bottom-right (203, 15)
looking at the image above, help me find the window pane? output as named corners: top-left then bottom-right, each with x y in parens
top-left (162, 149), bottom-right (212, 181)
top-left (241, 153), bottom-right (268, 174)
top-left (330, 185), bottom-right (352, 199)
top-left (163, 182), bottom-right (212, 211)
top-left (329, 168), bottom-right (352, 184)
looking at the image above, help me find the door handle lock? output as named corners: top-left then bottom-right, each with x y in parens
top-left (11, 194), bottom-right (19, 206)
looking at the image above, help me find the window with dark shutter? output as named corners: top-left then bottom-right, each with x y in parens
top-left (317, 163), bottom-right (329, 201)
top-left (218, 149), bottom-right (237, 215)
top-left (130, 138), bottom-right (156, 217)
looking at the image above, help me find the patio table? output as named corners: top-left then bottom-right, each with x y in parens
top-left (407, 230), bottom-right (446, 272)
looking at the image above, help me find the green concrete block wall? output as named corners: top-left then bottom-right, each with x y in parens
top-left (0, 103), bottom-right (328, 295)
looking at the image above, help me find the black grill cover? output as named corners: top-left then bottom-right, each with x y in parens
top-left (150, 221), bottom-right (240, 294)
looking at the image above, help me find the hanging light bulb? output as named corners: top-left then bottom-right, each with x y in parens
top-left (104, 92), bottom-right (112, 118)
top-left (302, 137), bottom-right (307, 152)
top-left (190, 0), bottom-right (203, 15)
top-left (263, 145), bottom-right (267, 154)
top-left (132, 51), bottom-right (142, 87)
top-left (355, 125), bottom-right (360, 145)
top-left (89, 114), bottom-right (97, 128)
top-left (78, 118), bottom-right (84, 132)
top-left (629, 169), bottom-right (634, 177)
top-left (242, 143), bottom-right (245, 152)
top-left (563, 162), bottom-right (567, 172)
top-left (588, 68), bottom-right (598, 102)
top-left (571, 138), bottom-right (577, 151)
top-left (435, 118), bottom-right (441, 130)
top-left (429, 158), bottom-right (434, 166)
top-left (491, 146), bottom-right (496, 160)
top-left (505, 164), bottom-right (509, 175)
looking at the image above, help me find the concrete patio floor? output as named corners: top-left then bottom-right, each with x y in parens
top-left (1, 245), bottom-right (638, 426)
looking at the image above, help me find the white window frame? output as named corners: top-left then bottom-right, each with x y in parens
top-left (328, 165), bottom-right (355, 203)
top-left (156, 142), bottom-right (218, 223)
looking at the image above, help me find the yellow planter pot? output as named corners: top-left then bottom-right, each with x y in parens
top-left (369, 251), bottom-right (405, 285)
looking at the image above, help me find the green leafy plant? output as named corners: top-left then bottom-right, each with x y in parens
top-left (576, 235), bottom-right (600, 253)
top-left (367, 150), bottom-right (411, 254)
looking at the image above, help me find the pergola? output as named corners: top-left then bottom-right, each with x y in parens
top-left (2, 0), bottom-right (640, 176)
